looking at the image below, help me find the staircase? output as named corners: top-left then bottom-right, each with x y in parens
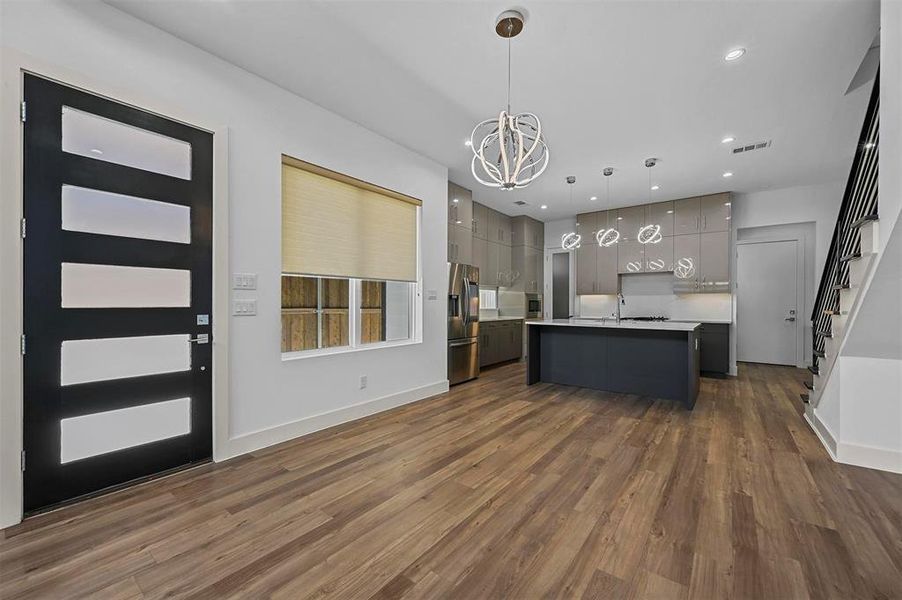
top-left (804, 72), bottom-right (880, 409)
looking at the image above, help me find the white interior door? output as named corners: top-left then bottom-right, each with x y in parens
top-left (737, 240), bottom-right (799, 365)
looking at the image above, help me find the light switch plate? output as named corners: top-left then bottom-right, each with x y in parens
top-left (233, 300), bottom-right (257, 316)
top-left (232, 273), bottom-right (257, 290)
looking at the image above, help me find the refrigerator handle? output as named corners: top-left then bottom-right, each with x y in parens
top-left (461, 277), bottom-right (470, 327)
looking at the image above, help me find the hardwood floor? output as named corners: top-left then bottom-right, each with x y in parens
top-left (2, 362), bottom-right (901, 599)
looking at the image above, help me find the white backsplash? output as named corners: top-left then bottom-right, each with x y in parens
top-left (577, 273), bottom-right (732, 321)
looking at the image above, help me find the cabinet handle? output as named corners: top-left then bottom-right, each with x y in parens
top-left (704, 215), bottom-right (707, 230)
top-left (696, 215), bottom-right (700, 230)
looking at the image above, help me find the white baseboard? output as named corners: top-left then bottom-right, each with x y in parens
top-left (217, 380), bottom-right (450, 461)
top-left (804, 408), bottom-right (838, 459)
top-left (804, 407), bottom-right (902, 474)
top-left (837, 441), bottom-right (902, 475)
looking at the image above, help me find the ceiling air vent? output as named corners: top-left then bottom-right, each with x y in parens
top-left (513, 200), bottom-right (528, 206)
top-left (732, 140), bottom-right (772, 154)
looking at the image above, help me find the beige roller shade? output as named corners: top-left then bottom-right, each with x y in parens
top-left (281, 157), bottom-right (421, 282)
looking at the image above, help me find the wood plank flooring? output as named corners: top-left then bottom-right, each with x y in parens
top-left (2, 362), bottom-right (901, 599)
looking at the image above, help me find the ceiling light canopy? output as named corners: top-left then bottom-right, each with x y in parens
top-left (724, 48), bottom-right (746, 61)
top-left (723, 171), bottom-right (733, 178)
top-left (721, 136), bottom-right (735, 144)
top-left (540, 204), bottom-right (547, 210)
top-left (469, 10), bottom-right (549, 191)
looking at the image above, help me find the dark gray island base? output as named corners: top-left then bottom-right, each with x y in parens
top-left (526, 320), bottom-right (701, 409)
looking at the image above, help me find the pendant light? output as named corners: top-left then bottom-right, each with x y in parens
top-left (469, 10), bottom-right (550, 191)
top-left (596, 167), bottom-right (620, 247)
top-left (638, 157), bottom-right (663, 244)
top-left (561, 176), bottom-right (581, 250)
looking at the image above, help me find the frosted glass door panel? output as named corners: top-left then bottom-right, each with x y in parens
top-left (62, 263), bottom-right (190, 308)
top-left (60, 397), bottom-right (191, 463)
top-left (62, 185), bottom-right (190, 243)
top-left (61, 107), bottom-right (192, 180)
top-left (61, 334), bottom-right (190, 385)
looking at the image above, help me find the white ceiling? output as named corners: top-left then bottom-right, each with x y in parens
top-left (107, 0), bottom-right (879, 221)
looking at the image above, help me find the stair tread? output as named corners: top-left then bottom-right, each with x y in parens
top-left (817, 330), bottom-right (833, 338)
top-left (801, 393), bottom-right (809, 404)
top-left (839, 252), bottom-right (862, 263)
top-left (814, 350), bottom-right (826, 358)
top-left (807, 365), bottom-right (820, 376)
top-left (832, 283), bottom-right (851, 290)
top-left (804, 381), bottom-right (814, 391)
top-left (850, 214), bottom-right (878, 229)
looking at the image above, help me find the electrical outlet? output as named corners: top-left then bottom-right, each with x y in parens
top-left (232, 273), bottom-right (257, 290)
top-left (232, 300), bottom-right (257, 316)
top-left (359, 375), bottom-right (367, 389)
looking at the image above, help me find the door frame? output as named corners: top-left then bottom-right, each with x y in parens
top-left (735, 236), bottom-right (806, 368)
top-left (0, 50), bottom-right (231, 527)
top-left (544, 247), bottom-right (574, 320)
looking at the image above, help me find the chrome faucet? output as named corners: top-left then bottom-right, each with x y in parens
top-left (616, 292), bottom-right (625, 323)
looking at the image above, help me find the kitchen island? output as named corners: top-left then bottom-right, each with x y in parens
top-left (526, 319), bottom-right (701, 409)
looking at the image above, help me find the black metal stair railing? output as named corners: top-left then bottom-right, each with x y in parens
top-left (811, 71), bottom-right (880, 366)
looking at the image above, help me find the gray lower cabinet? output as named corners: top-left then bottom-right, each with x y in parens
top-left (479, 320), bottom-right (523, 367)
top-left (698, 323), bottom-right (730, 374)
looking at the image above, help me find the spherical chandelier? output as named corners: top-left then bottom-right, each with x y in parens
top-left (469, 10), bottom-right (549, 191)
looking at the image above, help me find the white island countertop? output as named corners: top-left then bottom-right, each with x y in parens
top-left (526, 318), bottom-right (701, 332)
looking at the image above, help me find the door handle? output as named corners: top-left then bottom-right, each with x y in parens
top-left (450, 339), bottom-right (477, 348)
top-left (188, 334), bottom-right (210, 344)
top-left (785, 317), bottom-right (796, 322)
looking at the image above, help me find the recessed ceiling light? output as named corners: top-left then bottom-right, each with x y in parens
top-left (540, 204), bottom-right (547, 210)
top-left (667, 210), bottom-right (674, 214)
top-left (724, 48), bottom-right (746, 61)
top-left (651, 185), bottom-right (660, 191)
top-left (617, 216), bottom-right (623, 220)
top-left (590, 196), bottom-right (597, 201)
top-left (722, 172), bottom-right (733, 178)
top-left (90, 148), bottom-right (104, 155)
top-left (721, 136), bottom-right (735, 144)
top-left (464, 140), bottom-right (472, 147)
top-left (452, 198), bottom-right (459, 203)
top-left (724, 202), bottom-right (731, 206)
top-left (455, 220), bottom-right (462, 224)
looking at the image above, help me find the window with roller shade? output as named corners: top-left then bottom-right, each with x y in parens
top-left (281, 156), bottom-right (421, 356)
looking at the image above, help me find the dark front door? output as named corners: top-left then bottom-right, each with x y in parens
top-left (22, 74), bottom-right (214, 513)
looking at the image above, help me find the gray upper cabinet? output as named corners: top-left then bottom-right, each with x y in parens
top-left (497, 212), bottom-right (512, 246)
top-left (448, 182), bottom-right (473, 230)
top-left (644, 236), bottom-right (674, 272)
top-left (673, 197), bottom-right (701, 235)
top-left (700, 193), bottom-right (731, 232)
top-left (511, 215), bottom-right (544, 249)
top-left (616, 205), bottom-right (645, 241)
top-left (576, 211), bottom-right (598, 240)
top-left (448, 224), bottom-right (472, 265)
top-left (576, 243), bottom-right (597, 295)
top-left (673, 234), bottom-right (700, 292)
top-left (699, 231), bottom-right (730, 291)
top-left (596, 243), bottom-right (619, 294)
top-left (645, 201), bottom-right (675, 237)
top-left (473, 202), bottom-right (488, 240)
top-left (617, 239), bottom-right (645, 274)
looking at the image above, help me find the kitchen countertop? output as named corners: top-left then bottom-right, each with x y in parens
top-left (527, 318), bottom-right (701, 332)
top-left (668, 318), bottom-right (732, 325)
top-left (479, 316), bottom-right (525, 322)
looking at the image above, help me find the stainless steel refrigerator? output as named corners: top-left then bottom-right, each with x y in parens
top-left (448, 263), bottom-right (479, 385)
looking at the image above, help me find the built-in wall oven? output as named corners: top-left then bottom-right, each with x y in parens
top-left (448, 263), bottom-right (480, 385)
top-left (525, 293), bottom-right (542, 319)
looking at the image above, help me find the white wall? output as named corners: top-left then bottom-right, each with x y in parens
top-left (880, 0), bottom-right (902, 246)
top-left (0, 0), bottom-right (448, 526)
top-left (732, 181), bottom-right (844, 282)
top-left (838, 357), bottom-right (902, 473)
